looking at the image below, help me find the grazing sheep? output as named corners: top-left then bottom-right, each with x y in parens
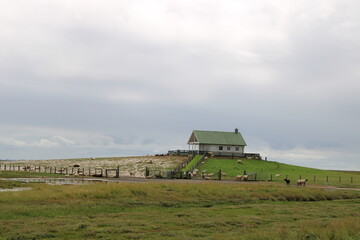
top-left (237, 160), bottom-right (243, 164)
top-left (129, 171), bottom-right (136, 177)
top-left (297, 179), bottom-right (308, 186)
top-left (204, 176), bottom-right (211, 180)
top-left (284, 179), bottom-right (290, 185)
top-left (275, 174), bottom-right (281, 177)
top-left (235, 175), bottom-right (248, 181)
top-left (73, 164), bottom-right (80, 168)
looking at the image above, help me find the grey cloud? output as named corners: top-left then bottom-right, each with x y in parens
top-left (0, 1), bottom-right (359, 169)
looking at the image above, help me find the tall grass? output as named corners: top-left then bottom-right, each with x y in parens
top-left (1, 181), bottom-right (359, 206)
top-left (0, 181), bottom-right (359, 240)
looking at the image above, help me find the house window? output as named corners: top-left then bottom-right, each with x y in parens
top-left (219, 146), bottom-right (223, 151)
top-left (235, 147), bottom-right (240, 151)
top-left (227, 147), bottom-right (231, 151)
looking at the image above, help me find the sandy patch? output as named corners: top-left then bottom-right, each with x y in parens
top-left (0, 156), bottom-right (188, 177)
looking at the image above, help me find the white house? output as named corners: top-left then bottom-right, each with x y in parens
top-left (187, 129), bottom-right (247, 156)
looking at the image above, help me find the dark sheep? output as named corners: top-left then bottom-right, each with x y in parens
top-left (284, 179), bottom-right (290, 185)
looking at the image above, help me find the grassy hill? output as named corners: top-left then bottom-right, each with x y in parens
top-left (197, 158), bottom-right (360, 187)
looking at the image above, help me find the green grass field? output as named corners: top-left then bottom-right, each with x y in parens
top-left (181, 155), bottom-right (203, 172)
top-left (0, 170), bottom-right (360, 240)
top-left (197, 158), bottom-right (360, 187)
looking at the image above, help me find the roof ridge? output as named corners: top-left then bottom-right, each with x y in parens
top-left (193, 130), bottom-right (238, 133)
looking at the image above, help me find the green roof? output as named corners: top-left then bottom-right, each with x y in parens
top-left (188, 130), bottom-right (247, 146)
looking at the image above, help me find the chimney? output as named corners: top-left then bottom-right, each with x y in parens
top-left (235, 128), bottom-right (238, 134)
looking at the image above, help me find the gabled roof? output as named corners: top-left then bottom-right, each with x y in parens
top-left (188, 130), bottom-right (247, 146)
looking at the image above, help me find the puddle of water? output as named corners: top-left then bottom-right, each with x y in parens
top-left (0, 187), bottom-right (32, 192)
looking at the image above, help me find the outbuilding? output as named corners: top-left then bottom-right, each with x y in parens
top-left (187, 129), bottom-right (247, 156)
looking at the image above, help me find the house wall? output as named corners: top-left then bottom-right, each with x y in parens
top-left (199, 144), bottom-right (244, 154)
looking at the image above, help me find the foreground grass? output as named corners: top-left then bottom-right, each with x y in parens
top-left (0, 180), bottom-right (24, 189)
top-left (0, 180), bottom-right (359, 240)
top-left (198, 158), bottom-right (360, 187)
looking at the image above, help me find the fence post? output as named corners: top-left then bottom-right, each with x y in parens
top-left (351, 177), bottom-right (353, 183)
top-left (145, 167), bottom-right (149, 178)
top-left (327, 176), bottom-right (328, 182)
top-left (339, 177), bottom-right (341, 183)
top-left (314, 176), bottom-right (316, 182)
top-left (299, 174), bottom-right (302, 179)
top-left (218, 169), bottom-right (222, 180)
top-left (4, 165), bottom-right (6, 171)
top-left (116, 166), bottom-right (119, 178)
top-left (270, 174), bottom-right (273, 181)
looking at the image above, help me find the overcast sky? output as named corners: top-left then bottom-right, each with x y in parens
top-left (1, 0), bottom-right (359, 170)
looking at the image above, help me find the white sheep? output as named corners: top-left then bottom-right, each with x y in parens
top-left (237, 160), bottom-right (243, 164)
top-left (275, 174), bottom-right (281, 177)
top-left (235, 175), bottom-right (248, 181)
top-left (297, 179), bottom-right (308, 186)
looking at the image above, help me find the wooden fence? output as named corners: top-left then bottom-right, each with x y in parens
top-left (0, 164), bottom-right (122, 178)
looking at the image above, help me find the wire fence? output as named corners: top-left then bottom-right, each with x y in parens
top-left (1, 163), bottom-right (358, 185)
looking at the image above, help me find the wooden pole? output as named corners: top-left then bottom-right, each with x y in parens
top-left (327, 176), bottom-right (328, 182)
top-left (351, 177), bottom-right (353, 183)
top-left (116, 166), bottom-right (120, 178)
top-left (314, 176), bottom-right (316, 182)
